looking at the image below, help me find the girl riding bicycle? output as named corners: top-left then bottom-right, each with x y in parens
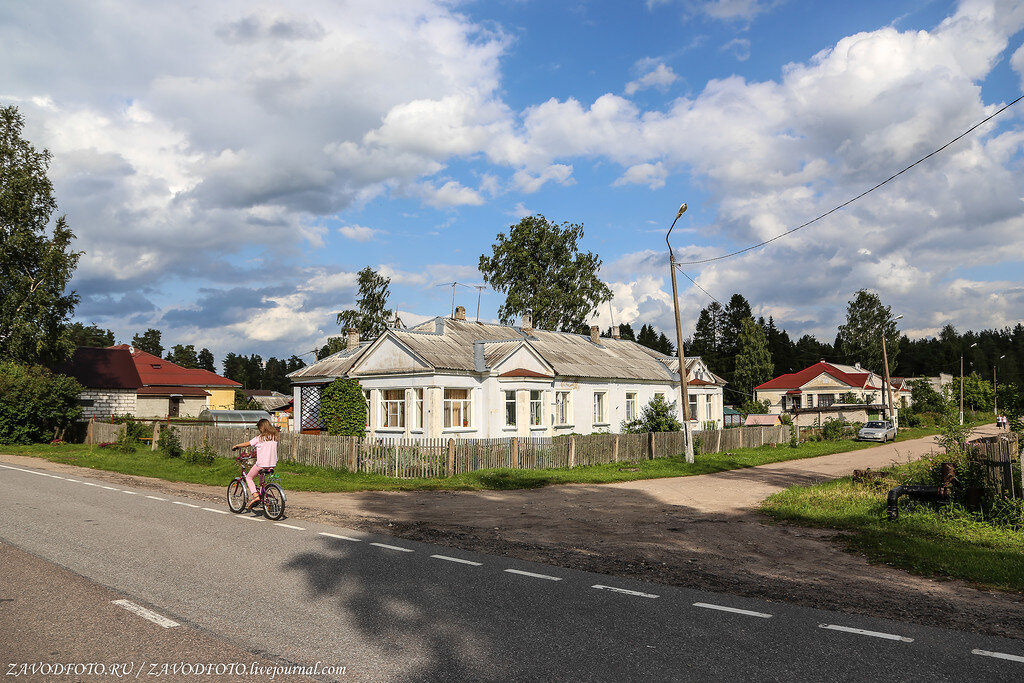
top-left (232, 418), bottom-right (279, 509)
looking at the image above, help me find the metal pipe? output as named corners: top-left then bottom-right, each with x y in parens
top-left (886, 485), bottom-right (950, 521)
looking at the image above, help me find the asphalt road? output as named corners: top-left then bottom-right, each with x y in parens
top-left (2, 461), bottom-right (1023, 682)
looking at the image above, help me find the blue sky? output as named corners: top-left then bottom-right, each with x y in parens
top-left (3, 0), bottom-right (1024, 367)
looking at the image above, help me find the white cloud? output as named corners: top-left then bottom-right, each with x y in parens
top-left (625, 62), bottom-right (679, 95)
top-left (721, 37), bottom-right (751, 61)
top-left (613, 162), bottom-right (668, 189)
top-left (511, 164), bottom-right (574, 193)
top-left (419, 180), bottom-right (485, 208)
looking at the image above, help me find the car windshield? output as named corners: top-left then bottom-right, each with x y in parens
top-left (865, 421), bottom-right (886, 428)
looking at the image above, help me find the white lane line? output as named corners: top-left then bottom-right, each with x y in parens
top-left (201, 507), bottom-right (229, 515)
top-left (973, 649), bottom-right (1024, 663)
top-left (81, 482), bottom-right (100, 487)
top-left (111, 599), bottom-right (179, 628)
top-left (64, 478), bottom-right (80, 482)
top-left (237, 515), bottom-right (264, 521)
top-left (122, 491), bottom-right (138, 495)
top-left (319, 532), bottom-right (362, 542)
top-left (431, 554), bottom-right (483, 566)
top-left (818, 624), bottom-right (913, 642)
top-left (694, 602), bottom-right (772, 618)
top-left (371, 542), bottom-right (413, 552)
top-left (593, 585), bottom-right (659, 599)
top-left (275, 523), bottom-right (305, 530)
top-left (100, 486), bottom-right (119, 490)
top-left (172, 501), bottom-right (200, 508)
top-left (50, 475), bottom-right (66, 480)
top-left (146, 495), bottom-right (166, 501)
top-left (504, 569), bottom-right (562, 581)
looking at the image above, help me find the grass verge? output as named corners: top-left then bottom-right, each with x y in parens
top-left (760, 463), bottom-right (1024, 592)
top-left (0, 422), bottom-right (976, 493)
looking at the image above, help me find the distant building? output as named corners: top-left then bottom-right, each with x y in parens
top-left (56, 347), bottom-right (143, 419)
top-left (754, 360), bottom-right (911, 427)
top-left (288, 309), bottom-right (727, 437)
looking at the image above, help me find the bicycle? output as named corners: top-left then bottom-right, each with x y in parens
top-left (227, 446), bottom-right (286, 520)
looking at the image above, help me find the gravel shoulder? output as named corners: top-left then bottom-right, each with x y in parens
top-left (5, 423), bottom-right (1022, 641)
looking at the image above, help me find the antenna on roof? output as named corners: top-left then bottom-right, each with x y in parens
top-left (435, 282), bottom-right (459, 318)
top-left (435, 281), bottom-right (486, 320)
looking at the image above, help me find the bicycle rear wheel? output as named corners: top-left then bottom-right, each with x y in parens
top-left (262, 483), bottom-right (286, 520)
top-left (227, 478), bottom-right (248, 513)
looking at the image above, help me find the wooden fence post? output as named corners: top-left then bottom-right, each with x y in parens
top-left (511, 437), bottom-right (519, 469)
top-left (647, 432), bottom-right (655, 459)
top-left (86, 418), bottom-right (94, 448)
top-left (568, 436), bottom-right (576, 468)
top-left (613, 435), bottom-right (619, 462)
top-left (446, 438), bottom-right (456, 477)
top-left (715, 429), bottom-right (722, 454)
top-left (348, 437), bottom-right (357, 472)
top-left (151, 422), bottom-right (160, 451)
top-left (291, 432), bottom-right (298, 461)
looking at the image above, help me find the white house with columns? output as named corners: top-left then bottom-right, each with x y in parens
top-left (288, 309), bottom-right (726, 438)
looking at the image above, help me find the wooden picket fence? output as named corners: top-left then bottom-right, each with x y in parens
top-left (969, 433), bottom-right (1021, 498)
top-left (87, 421), bottom-right (794, 479)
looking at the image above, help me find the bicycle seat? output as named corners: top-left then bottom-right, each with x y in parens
top-left (260, 467), bottom-right (275, 474)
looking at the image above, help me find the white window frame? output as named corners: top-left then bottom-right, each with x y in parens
top-left (529, 390), bottom-right (544, 427)
top-left (688, 395), bottom-right (698, 421)
top-left (625, 392), bottom-right (637, 422)
top-left (363, 390), bottom-right (371, 427)
top-left (555, 391), bottom-right (571, 426)
top-left (381, 389), bottom-right (405, 429)
top-left (593, 391), bottom-right (607, 425)
top-left (444, 388), bottom-right (472, 429)
top-left (411, 388), bottom-right (424, 430)
top-left (504, 390), bottom-right (517, 428)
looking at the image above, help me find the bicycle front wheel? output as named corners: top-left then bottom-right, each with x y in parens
top-left (227, 478), bottom-right (248, 513)
top-left (262, 483), bottom-right (286, 520)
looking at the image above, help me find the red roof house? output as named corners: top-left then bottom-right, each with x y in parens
top-left (109, 345), bottom-right (240, 418)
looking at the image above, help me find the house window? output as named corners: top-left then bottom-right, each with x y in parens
top-left (504, 390), bottom-right (517, 427)
top-left (412, 389), bottom-right (424, 430)
top-left (790, 396), bottom-right (801, 410)
top-left (530, 390), bottom-right (543, 426)
top-left (300, 385), bottom-right (325, 430)
top-left (688, 396), bottom-right (698, 421)
top-left (593, 392), bottom-right (607, 424)
top-left (444, 388), bottom-right (472, 428)
top-left (818, 394), bottom-right (835, 408)
top-left (363, 390), bottom-right (371, 427)
top-left (381, 389), bottom-right (405, 428)
top-left (625, 392), bottom-right (637, 422)
top-left (555, 391), bottom-right (571, 425)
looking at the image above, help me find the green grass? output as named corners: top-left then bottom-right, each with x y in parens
top-left (0, 421), bottom-right (970, 493)
top-left (760, 466), bottom-right (1024, 592)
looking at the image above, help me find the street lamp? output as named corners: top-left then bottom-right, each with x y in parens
top-left (961, 342), bottom-right (977, 425)
top-left (666, 203), bottom-right (694, 464)
top-left (881, 314), bottom-right (901, 427)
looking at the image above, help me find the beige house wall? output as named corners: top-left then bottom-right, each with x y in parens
top-left (207, 387), bottom-right (235, 410)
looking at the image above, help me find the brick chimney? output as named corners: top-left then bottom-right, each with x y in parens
top-left (590, 325), bottom-right (600, 344)
top-left (611, 325), bottom-right (621, 340)
top-left (454, 305), bottom-right (466, 321)
top-left (521, 313), bottom-right (533, 334)
top-left (346, 328), bottom-right (360, 351)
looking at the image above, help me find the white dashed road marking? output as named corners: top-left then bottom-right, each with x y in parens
top-left (111, 600), bottom-right (179, 628)
top-left (371, 542), bottom-right (413, 552)
top-left (122, 490), bottom-right (138, 495)
top-left (504, 569), bottom-right (562, 581)
top-left (320, 532), bottom-right (362, 542)
top-left (818, 624), bottom-right (913, 642)
top-left (972, 649), bottom-right (1024, 663)
top-left (172, 502), bottom-right (200, 508)
top-left (694, 603), bottom-right (772, 618)
top-left (146, 495), bottom-right (166, 501)
top-left (593, 585), bottom-right (659, 598)
top-left (431, 555), bottom-right (483, 566)
top-left (100, 486), bottom-right (119, 490)
top-left (275, 523), bottom-right (305, 530)
top-left (201, 507), bottom-right (229, 514)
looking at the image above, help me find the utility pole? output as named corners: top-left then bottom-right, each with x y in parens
top-left (881, 314), bottom-right (900, 427)
top-left (960, 355), bottom-right (965, 426)
top-left (666, 203), bottom-right (694, 464)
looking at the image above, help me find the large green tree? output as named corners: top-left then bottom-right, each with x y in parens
top-left (66, 322), bottom-right (114, 348)
top-left (131, 328), bottom-right (164, 356)
top-left (336, 266), bottom-right (393, 340)
top-left (689, 301), bottom-right (725, 373)
top-left (478, 215), bottom-right (612, 332)
top-left (0, 105), bottom-right (80, 365)
top-left (166, 344), bottom-right (199, 368)
top-left (733, 318), bottom-right (774, 399)
top-left (835, 289), bottom-right (900, 374)
top-left (197, 348), bottom-right (216, 372)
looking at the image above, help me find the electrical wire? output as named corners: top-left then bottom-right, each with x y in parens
top-left (675, 93), bottom-right (1024, 266)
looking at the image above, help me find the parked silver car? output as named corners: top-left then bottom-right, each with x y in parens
top-left (858, 420), bottom-right (897, 442)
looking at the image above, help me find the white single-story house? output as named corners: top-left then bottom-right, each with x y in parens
top-left (754, 360), bottom-right (912, 427)
top-left (288, 309), bottom-right (726, 438)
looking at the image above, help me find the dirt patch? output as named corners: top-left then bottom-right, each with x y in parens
top-left (5, 424), bottom-right (1022, 641)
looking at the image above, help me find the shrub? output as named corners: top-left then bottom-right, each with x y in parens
top-left (778, 413), bottom-right (793, 426)
top-left (788, 428), bottom-right (799, 449)
top-left (822, 417), bottom-right (844, 441)
top-left (115, 425), bottom-right (138, 453)
top-left (901, 412), bottom-right (921, 428)
top-left (621, 394), bottom-right (682, 433)
top-left (183, 438), bottom-right (217, 466)
top-left (319, 378), bottom-right (367, 436)
top-left (159, 426), bottom-right (183, 458)
top-left (0, 362), bottom-right (82, 444)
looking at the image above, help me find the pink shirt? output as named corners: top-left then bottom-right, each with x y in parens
top-left (249, 436), bottom-right (279, 468)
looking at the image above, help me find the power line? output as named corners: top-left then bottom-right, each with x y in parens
top-left (676, 93), bottom-right (1024, 266)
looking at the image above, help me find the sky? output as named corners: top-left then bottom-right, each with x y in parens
top-left (3, 0), bottom-right (1024, 368)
